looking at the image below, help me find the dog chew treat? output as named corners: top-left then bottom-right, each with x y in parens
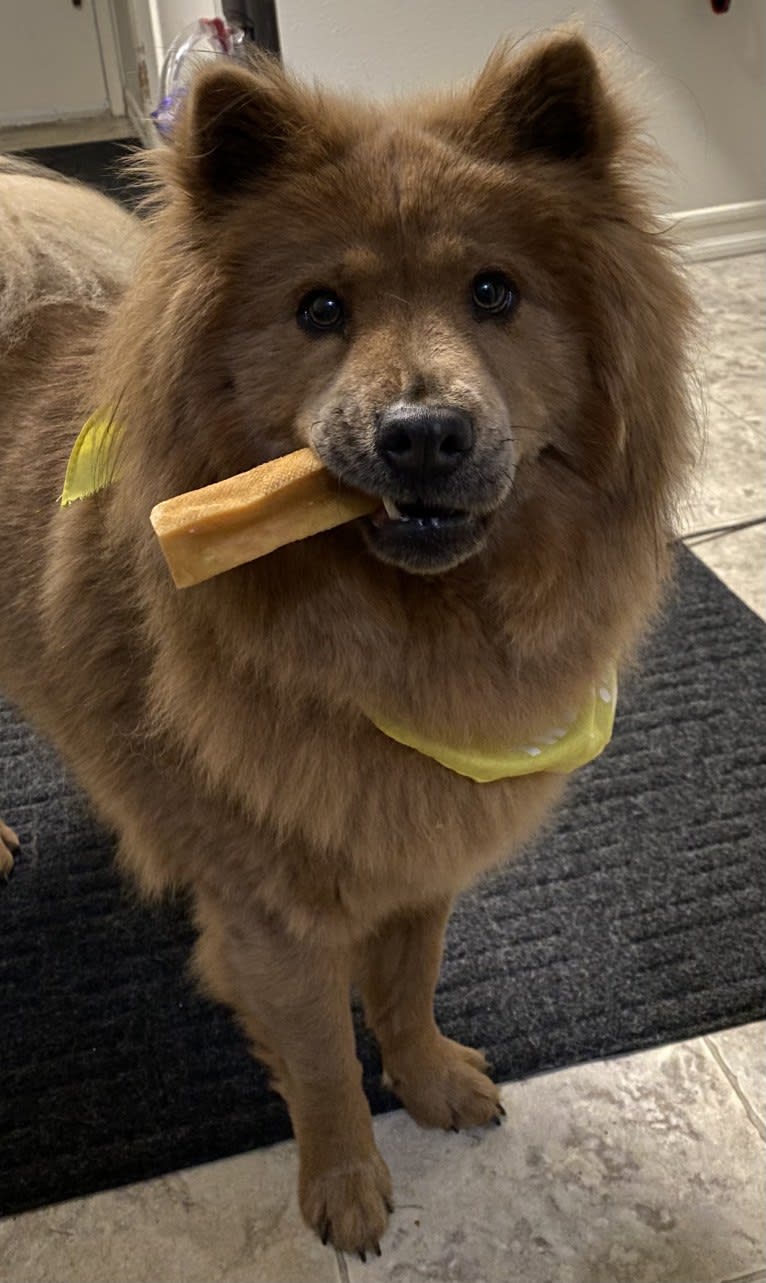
top-left (149, 448), bottom-right (377, 589)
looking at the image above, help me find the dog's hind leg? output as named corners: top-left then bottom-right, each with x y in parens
top-left (0, 818), bottom-right (19, 878)
top-left (356, 898), bottom-right (502, 1131)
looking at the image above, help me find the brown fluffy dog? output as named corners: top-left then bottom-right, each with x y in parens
top-left (0, 34), bottom-right (693, 1254)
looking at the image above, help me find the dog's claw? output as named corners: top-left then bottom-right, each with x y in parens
top-left (319, 1219), bottom-right (330, 1246)
top-left (449, 1123), bottom-right (459, 1133)
top-left (384, 1198), bottom-right (395, 1214)
top-left (498, 1103), bottom-right (506, 1117)
top-left (359, 1249), bottom-right (366, 1263)
top-left (493, 1113), bottom-right (502, 1125)
top-left (373, 1240), bottom-right (382, 1257)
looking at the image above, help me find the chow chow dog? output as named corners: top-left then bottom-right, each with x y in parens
top-left (0, 31), bottom-right (692, 1255)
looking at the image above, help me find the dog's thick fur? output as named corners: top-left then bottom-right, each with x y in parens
top-left (0, 35), bottom-right (693, 1253)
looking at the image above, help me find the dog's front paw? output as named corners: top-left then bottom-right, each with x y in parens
top-left (0, 819), bottom-right (19, 879)
top-left (300, 1147), bottom-right (392, 1258)
top-left (385, 1034), bottom-right (502, 1131)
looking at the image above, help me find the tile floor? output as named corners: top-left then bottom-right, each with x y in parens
top-left (682, 254), bottom-right (766, 620)
top-left (0, 244), bottom-right (763, 1283)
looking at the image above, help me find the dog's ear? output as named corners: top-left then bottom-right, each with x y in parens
top-left (451, 35), bottom-right (622, 173)
top-left (172, 58), bottom-right (307, 204)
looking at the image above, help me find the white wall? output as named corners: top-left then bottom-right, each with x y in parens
top-left (277, 0), bottom-right (766, 214)
top-left (0, 0), bottom-right (108, 126)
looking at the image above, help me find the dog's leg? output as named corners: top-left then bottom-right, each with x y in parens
top-left (357, 899), bottom-right (502, 1130)
top-left (194, 893), bottom-right (392, 1256)
top-left (0, 818), bottom-right (19, 878)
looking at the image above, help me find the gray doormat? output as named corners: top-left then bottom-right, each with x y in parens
top-left (19, 139), bottom-right (143, 207)
top-left (1, 547), bottom-right (764, 1216)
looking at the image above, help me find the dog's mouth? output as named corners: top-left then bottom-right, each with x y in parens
top-left (362, 496), bottom-right (487, 573)
top-left (370, 497), bottom-right (470, 529)
top-left (312, 439), bottom-right (511, 574)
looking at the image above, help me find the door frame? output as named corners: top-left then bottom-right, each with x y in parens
top-left (93, 0), bottom-right (126, 117)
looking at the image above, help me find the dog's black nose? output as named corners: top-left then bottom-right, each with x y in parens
top-left (377, 404), bottom-right (474, 480)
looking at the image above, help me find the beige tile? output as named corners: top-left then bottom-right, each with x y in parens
top-left (343, 1038), bottom-right (766, 1283)
top-left (682, 399), bottom-right (765, 534)
top-left (681, 252), bottom-right (765, 617)
top-left (718, 1275), bottom-right (766, 1283)
top-left (704, 352), bottom-right (765, 431)
top-left (0, 1145), bottom-right (341, 1283)
top-left (690, 522), bottom-right (766, 621)
top-left (690, 253), bottom-right (766, 307)
top-left (685, 254), bottom-right (766, 429)
top-left (685, 254), bottom-right (766, 330)
top-left (706, 1021), bottom-right (766, 1134)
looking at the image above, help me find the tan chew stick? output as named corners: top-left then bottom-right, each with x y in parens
top-left (150, 448), bottom-right (377, 589)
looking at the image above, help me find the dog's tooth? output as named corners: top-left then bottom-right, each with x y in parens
top-left (382, 496), bottom-right (412, 522)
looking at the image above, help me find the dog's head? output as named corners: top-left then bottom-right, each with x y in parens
top-left (140, 34), bottom-right (686, 580)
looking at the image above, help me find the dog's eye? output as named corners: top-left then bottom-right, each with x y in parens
top-left (471, 271), bottom-right (519, 319)
top-left (297, 289), bottom-right (345, 334)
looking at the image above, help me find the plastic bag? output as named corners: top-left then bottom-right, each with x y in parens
top-left (151, 17), bottom-right (245, 139)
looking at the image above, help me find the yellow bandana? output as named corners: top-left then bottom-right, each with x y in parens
top-left (62, 414), bottom-right (616, 782)
top-left (60, 409), bottom-right (122, 506)
top-left (366, 669), bottom-right (617, 782)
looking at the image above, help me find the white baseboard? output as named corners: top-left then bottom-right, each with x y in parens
top-left (666, 200), bottom-right (766, 262)
top-left (0, 104), bottom-right (110, 129)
